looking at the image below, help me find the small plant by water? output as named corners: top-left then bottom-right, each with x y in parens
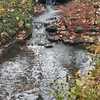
top-left (49, 56), bottom-right (100, 100)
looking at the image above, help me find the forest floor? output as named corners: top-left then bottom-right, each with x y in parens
top-left (0, 0), bottom-right (100, 100)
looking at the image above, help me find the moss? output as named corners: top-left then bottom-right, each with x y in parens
top-left (75, 26), bottom-right (84, 33)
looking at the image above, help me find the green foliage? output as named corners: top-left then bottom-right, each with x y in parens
top-left (75, 26), bottom-right (84, 33)
top-left (50, 57), bottom-right (100, 100)
top-left (0, 0), bottom-right (33, 45)
top-left (91, 56), bottom-right (100, 77)
top-left (49, 79), bottom-right (68, 100)
top-left (68, 79), bottom-right (100, 100)
top-left (69, 57), bottom-right (100, 100)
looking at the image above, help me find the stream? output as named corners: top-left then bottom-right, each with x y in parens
top-left (0, 6), bottom-right (95, 100)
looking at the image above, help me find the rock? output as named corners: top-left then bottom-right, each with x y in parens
top-left (38, 0), bottom-right (69, 4)
top-left (0, 49), bottom-right (3, 55)
top-left (36, 94), bottom-right (43, 100)
top-left (46, 34), bottom-right (60, 42)
top-left (33, 4), bottom-right (46, 16)
top-left (46, 17), bottom-right (57, 21)
top-left (63, 38), bottom-right (70, 43)
top-left (0, 32), bottom-right (11, 45)
top-left (0, 32), bottom-right (10, 39)
top-left (37, 42), bottom-right (45, 46)
top-left (75, 26), bottom-right (84, 33)
top-left (17, 20), bottom-right (24, 28)
top-left (48, 32), bottom-right (57, 36)
top-left (45, 25), bottom-right (57, 33)
top-left (44, 23), bottom-right (49, 27)
top-left (44, 43), bottom-right (54, 48)
top-left (90, 27), bottom-right (100, 32)
top-left (16, 30), bottom-right (27, 41)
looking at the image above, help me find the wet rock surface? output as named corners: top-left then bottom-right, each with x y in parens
top-left (0, 6), bottom-right (95, 100)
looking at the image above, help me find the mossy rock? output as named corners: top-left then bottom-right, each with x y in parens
top-left (75, 26), bottom-right (84, 33)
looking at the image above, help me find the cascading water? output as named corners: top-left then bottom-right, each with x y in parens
top-left (0, 3), bottom-right (95, 100)
top-left (46, 0), bottom-right (56, 5)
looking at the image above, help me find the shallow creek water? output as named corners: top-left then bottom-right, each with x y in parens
top-left (0, 6), bottom-right (95, 100)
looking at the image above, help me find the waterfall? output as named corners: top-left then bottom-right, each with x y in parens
top-left (46, 0), bottom-right (56, 5)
